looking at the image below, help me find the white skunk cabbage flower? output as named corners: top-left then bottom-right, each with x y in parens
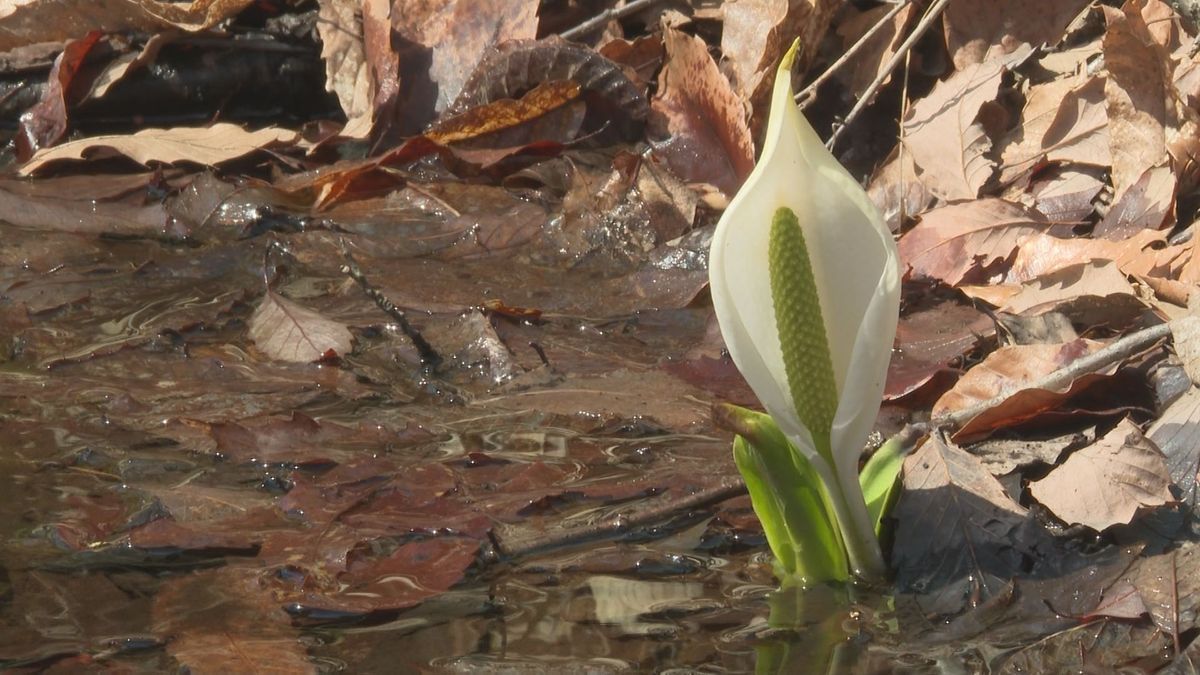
top-left (708, 40), bottom-right (900, 580)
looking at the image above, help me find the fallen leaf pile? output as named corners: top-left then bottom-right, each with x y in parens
top-left (3, 0), bottom-right (1200, 671)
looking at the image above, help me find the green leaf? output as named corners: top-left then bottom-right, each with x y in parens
top-left (726, 405), bottom-right (848, 584)
top-left (858, 435), bottom-right (906, 537)
top-left (769, 206), bottom-right (839, 466)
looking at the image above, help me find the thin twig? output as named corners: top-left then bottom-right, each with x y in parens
top-left (338, 242), bottom-right (443, 368)
top-left (796, 0), bottom-right (914, 109)
top-left (932, 322), bottom-right (1173, 431)
top-left (559, 0), bottom-right (668, 41)
top-left (828, 0), bottom-right (952, 150)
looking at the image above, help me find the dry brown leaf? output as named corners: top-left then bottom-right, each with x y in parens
top-left (1024, 167), bottom-right (1105, 223)
top-left (649, 25), bottom-right (755, 197)
top-left (1138, 0), bottom-right (1184, 51)
top-left (934, 338), bottom-right (1115, 441)
top-left (893, 432), bottom-right (1035, 615)
top-left (317, 0), bottom-right (374, 139)
top-left (943, 0), bottom-right (1091, 70)
top-left (1093, 163), bottom-right (1176, 240)
top-left (897, 198), bottom-right (1049, 286)
top-left (249, 291), bottom-right (354, 363)
top-left (999, 260), bottom-right (1146, 325)
top-left (391, 0), bottom-right (538, 134)
top-left (902, 57), bottom-right (1007, 201)
top-left (721, 0), bottom-right (839, 126)
top-left (835, 2), bottom-right (916, 98)
top-left (867, 146), bottom-right (934, 233)
top-left (1029, 419), bottom-right (1173, 530)
top-left (0, 0), bottom-right (254, 50)
top-left (1103, 1), bottom-right (1173, 200)
top-left (20, 124), bottom-right (299, 175)
top-left (998, 76), bottom-right (1109, 185)
top-left (1008, 227), bottom-right (1200, 286)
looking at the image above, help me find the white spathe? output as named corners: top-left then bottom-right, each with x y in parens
top-left (708, 41), bottom-right (900, 578)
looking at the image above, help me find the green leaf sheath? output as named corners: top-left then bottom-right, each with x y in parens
top-left (768, 206), bottom-right (838, 463)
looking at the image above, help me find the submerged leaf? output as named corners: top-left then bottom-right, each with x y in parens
top-left (249, 290), bottom-right (353, 363)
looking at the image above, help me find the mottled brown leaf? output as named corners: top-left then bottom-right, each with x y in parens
top-left (1093, 163), bottom-right (1176, 240)
top-left (249, 290), bottom-right (354, 363)
top-left (1030, 419), bottom-right (1173, 530)
top-left (649, 25), bottom-right (755, 197)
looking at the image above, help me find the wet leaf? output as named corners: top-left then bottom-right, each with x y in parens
top-left (649, 25), bottom-right (755, 197)
top-left (21, 123), bottom-right (300, 175)
top-left (894, 432), bottom-right (1044, 616)
top-left (427, 80), bottom-right (586, 148)
top-left (153, 567), bottom-right (315, 673)
top-left (1129, 540), bottom-right (1200, 637)
top-left (248, 290), bottom-right (354, 363)
top-left (14, 30), bottom-right (102, 160)
top-left (452, 36), bottom-right (648, 144)
top-left (1029, 418), bottom-right (1174, 530)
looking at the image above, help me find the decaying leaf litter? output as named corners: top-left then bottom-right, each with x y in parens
top-left (4, 0), bottom-right (1200, 671)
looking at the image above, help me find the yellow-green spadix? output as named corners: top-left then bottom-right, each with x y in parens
top-left (708, 40), bottom-right (900, 580)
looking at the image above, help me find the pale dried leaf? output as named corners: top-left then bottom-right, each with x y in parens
top-left (1170, 296), bottom-right (1200, 384)
top-left (902, 58), bottom-right (1007, 200)
top-left (998, 76), bottom-right (1109, 184)
top-left (317, 0), bottom-right (374, 139)
top-left (391, 0), bottom-right (538, 131)
top-left (998, 260), bottom-right (1144, 323)
top-left (1005, 228), bottom-right (1170, 282)
top-left (943, 0), bottom-right (1091, 70)
top-left (249, 291), bottom-right (354, 363)
top-left (20, 124), bottom-right (299, 175)
top-left (898, 198), bottom-right (1049, 286)
top-left (0, 0), bottom-right (254, 50)
top-left (1030, 419), bottom-right (1173, 531)
top-left (1103, 2), bottom-right (1172, 200)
